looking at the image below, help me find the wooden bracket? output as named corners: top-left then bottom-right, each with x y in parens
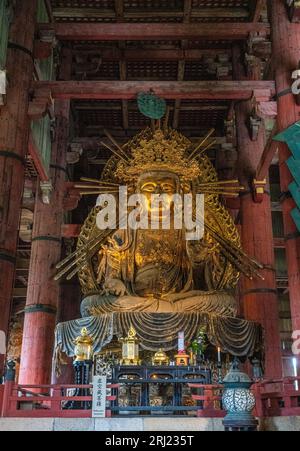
top-left (33, 40), bottom-right (53, 60)
top-left (252, 178), bottom-right (267, 203)
top-left (63, 182), bottom-right (82, 212)
top-left (28, 87), bottom-right (53, 120)
top-left (247, 113), bottom-right (263, 141)
top-left (287, 0), bottom-right (300, 22)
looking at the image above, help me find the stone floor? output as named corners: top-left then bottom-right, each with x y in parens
top-left (0, 417), bottom-right (299, 431)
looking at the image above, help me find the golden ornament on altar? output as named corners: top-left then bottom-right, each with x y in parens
top-left (119, 326), bottom-right (141, 366)
top-left (73, 327), bottom-right (94, 362)
top-left (152, 348), bottom-right (170, 366)
top-left (175, 352), bottom-right (190, 366)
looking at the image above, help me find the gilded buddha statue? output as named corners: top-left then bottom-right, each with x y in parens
top-left (56, 128), bottom-right (261, 319)
top-left (54, 127), bottom-right (263, 369)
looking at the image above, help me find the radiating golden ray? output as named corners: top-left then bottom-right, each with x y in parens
top-left (79, 191), bottom-right (119, 195)
top-left (81, 177), bottom-right (120, 187)
top-left (75, 184), bottom-right (120, 190)
top-left (198, 179), bottom-right (240, 186)
top-left (197, 139), bottom-right (217, 157)
top-left (193, 213), bottom-right (264, 280)
top-left (198, 186), bottom-right (243, 191)
top-left (103, 129), bottom-right (131, 162)
top-left (201, 191), bottom-right (239, 197)
top-left (55, 212), bottom-right (128, 280)
top-left (188, 128), bottom-right (215, 160)
top-left (100, 141), bottom-right (129, 164)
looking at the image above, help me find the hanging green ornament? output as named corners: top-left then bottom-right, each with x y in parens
top-left (137, 91), bottom-right (167, 120)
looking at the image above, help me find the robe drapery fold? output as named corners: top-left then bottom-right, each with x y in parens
top-left (54, 312), bottom-right (263, 375)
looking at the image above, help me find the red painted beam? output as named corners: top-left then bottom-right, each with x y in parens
top-left (256, 130), bottom-right (279, 181)
top-left (33, 80), bottom-right (275, 101)
top-left (38, 22), bottom-right (270, 41)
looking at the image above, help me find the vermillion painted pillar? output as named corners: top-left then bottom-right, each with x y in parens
top-left (0, 1), bottom-right (37, 377)
top-left (19, 99), bottom-right (70, 385)
top-left (236, 100), bottom-right (282, 378)
top-left (55, 278), bottom-right (81, 384)
top-left (270, 0), bottom-right (300, 334)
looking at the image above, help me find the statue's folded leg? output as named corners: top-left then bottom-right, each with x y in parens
top-left (80, 290), bottom-right (237, 316)
top-left (80, 293), bottom-right (118, 317)
top-left (80, 293), bottom-right (158, 316)
top-left (167, 290), bottom-right (237, 317)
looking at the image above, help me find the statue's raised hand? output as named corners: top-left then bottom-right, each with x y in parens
top-left (104, 278), bottom-right (127, 297)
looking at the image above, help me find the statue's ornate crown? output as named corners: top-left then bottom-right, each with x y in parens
top-left (115, 128), bottom-right (201, 183)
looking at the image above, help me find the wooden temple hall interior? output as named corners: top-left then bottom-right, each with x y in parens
top-left (1, 0), bottom-right (300, 431)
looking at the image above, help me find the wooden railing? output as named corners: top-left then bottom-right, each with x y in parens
top-left (0, 381), bottom-right (118, 418)
top-left (253, 377), bottom-right (300, 418)
top-left (1, 378), bottom-right (300, 418)
top-left (188, 383), bottom-right (225, 417)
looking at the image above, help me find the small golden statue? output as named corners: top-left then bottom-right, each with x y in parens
top-left (74, 327), bottom-right (94, 362)
top-left (119, 326), bottom-right (141, 365)
top-left (152, 349), bottom-right (169, 366)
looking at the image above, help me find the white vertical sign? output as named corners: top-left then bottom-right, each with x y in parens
top-left (92, 375), bottom-right (107, 418)
top-left (178, 331), bottom-right (185, 352)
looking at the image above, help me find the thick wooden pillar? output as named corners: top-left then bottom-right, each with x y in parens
top-left (0, 1), bottom-right (37, 377)
top-left (270, 0), bottom-right (300, 333)
top-left (19, 101), bottom-right (70, 385)
top-left (236, 100), bottom-right (282, 378)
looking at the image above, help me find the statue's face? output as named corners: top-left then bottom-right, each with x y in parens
top-left (137, 171), bottom-right (179, 220)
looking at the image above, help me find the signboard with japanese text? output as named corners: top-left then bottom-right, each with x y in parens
top-left (92, 375), bottom-right (107, 418)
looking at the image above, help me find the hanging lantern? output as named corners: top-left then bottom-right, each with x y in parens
top-left (119, 326), bottom-right (141, 365)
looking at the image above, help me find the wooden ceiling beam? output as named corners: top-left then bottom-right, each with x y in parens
top-left (114, 1), bottom-right (124, 21)
top-left (74, 103), bottom-right (229, 111)
top-left (53, 7), bottom-right (249, 20)
top-left (73, 48), bottom-right (231, 61)
top-left (33, 80), bottom-right (275, 101)
top-left (173, 1), bottom-right (193, 129)
top-left (38, 22), bottom-right (270, 41)
top-left (251, 0), bottom-right (265, 22)
top-left (173, 60), bottom-right (186, 129)
top-left (44, 0), bottom-right (54, 23)
top-left (119, 60), bottom-right (129, 130)
top-left (52, 7), bottom-right (250, 20)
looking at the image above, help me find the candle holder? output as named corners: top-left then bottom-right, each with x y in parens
top-left (217, 361), bottom-right (223, 384)
top-left (217, 346), bottom-right (223, 383)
